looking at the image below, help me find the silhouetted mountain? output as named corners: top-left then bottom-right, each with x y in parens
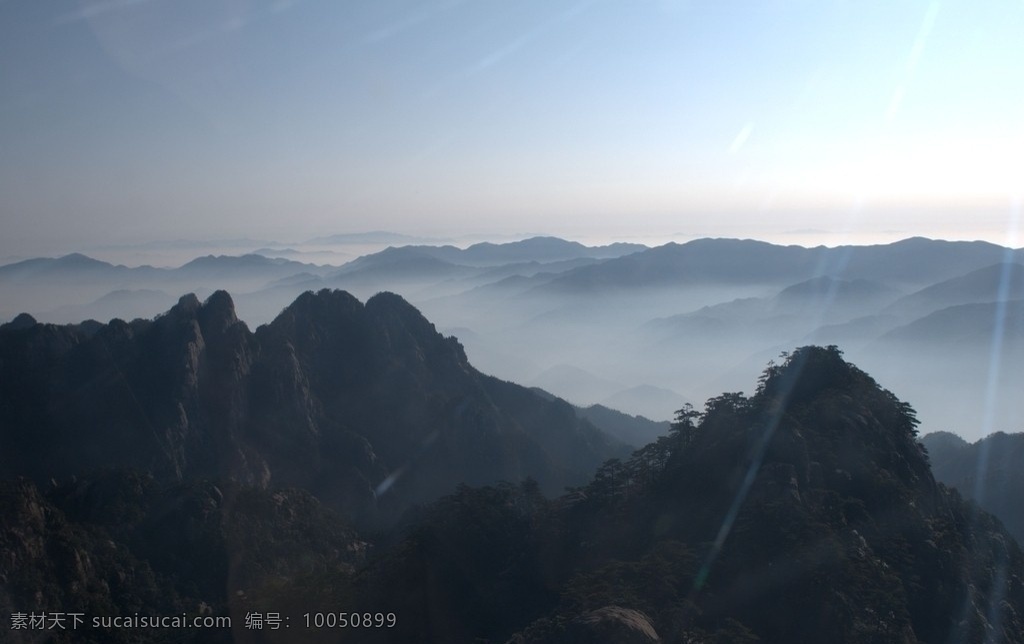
top-left (773, 276), bottom-right (903, 316)
top-left (885, 261), bottom-right (1024, 320)
top-left (529, 388), bottom-right (671, 448)
top-left (0, 253), bottom-right (147, 282)
top-left (0, 289), bottom-right (626, 528)
top-left (0, 312), bottom-right (37, 331)
top-left (331, 250), bottom-right (474, 283)
top-left (332, 237), bottom-right (645, 278)
top-left (250, 246), bottom-right (302, 257)
top-left (600, 384), bottom-right (689, 422)
top-left (264, 272), bottom-right (324, 289)
top-left (650, 277), bottom-right (903, 341)
top-left (920, 430), bottom-right (969, 467)
top-left (575, 403), bottom-right (670, 448)
top-left (922, 430), bottom-right (1024, 544)
top-left (0, 252), bottom-right (340, 324)
top-left (539, 237), bottom-right (1022, 294)
top-left (0, 253), bottom-right (328, 286)
top-left (848, 237), bottom-right (1021, 283)
top-left (529, 363), bottom-right (625, 404)
top-left (539, 238), bottom-right (822, 292)
top-left (177, 254), bottom-right (319, 277)
top-left (46, 289), bottom-right (176, 324)
top-left (455, 237), bottom-right (645, 265)
top-left (466, 257), bottom-right (602, 282)
top-left (645, 299), bottom-right (757, 340)
top-left (878, 299), bottom-right (1024, 346)
top-left (326, 347), bottom-right (1024, 643)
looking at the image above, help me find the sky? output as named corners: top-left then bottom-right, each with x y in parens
top-left (2, 0), bottom-right (1023, 258)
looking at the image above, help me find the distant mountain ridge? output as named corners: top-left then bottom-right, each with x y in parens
top-left (4, 237), bottom-right (1017, 296)
top-left (529, 387), bottom-right (671, 447)
top-left (538, 237), bottom-right (1022, 294)
top-left (0, 252), bottom-right (327, 284)
top-left (878, 299), bottom-right (1024, 346)
top-left (884, 261), bottom-right (1024, 320)
top-left (0, 237), bottom-right (648, 323)
top-left (3, 236), bottom-right (1018, 326)
top-left (333, 236), bottom-right (646, 274)
top-left (5, 236), bottom-right (1024, 436)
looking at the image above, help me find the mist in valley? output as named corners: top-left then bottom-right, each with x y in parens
top-left (4, 235), bottom-right (1022, 444)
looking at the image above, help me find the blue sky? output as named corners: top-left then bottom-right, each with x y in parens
top-left (2, 0), bottom-right (1023, 255)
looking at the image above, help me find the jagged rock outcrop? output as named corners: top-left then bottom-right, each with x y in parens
top-left (0, 289), bottom-right (626, 526)
top-left (0, 292), bottom-right (259, 484)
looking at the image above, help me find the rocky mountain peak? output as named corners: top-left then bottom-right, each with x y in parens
top-left (265, 288), bottom-right (364, 337)
top-left (757, 345), bottom-right (863, 406)
top-left (0, 288), bottom-right (623, 527)
top-left (197, 290), bottom-right (240, 337)
top-left (173, 292), bottom-right (201, 315)
top-left (732, 347), bottom-right (932, 516)
top-left (364, 290), bottom-right (422, 316)
top-left (1, 312), bottom-right (37, 331)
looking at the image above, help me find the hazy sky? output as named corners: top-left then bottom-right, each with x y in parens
top-left (2, 0), bottom-right (1023, 256)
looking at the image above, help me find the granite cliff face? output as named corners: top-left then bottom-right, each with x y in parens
top-left (0, 289), bottom-right (625, 526)
top-left (0, 291), bottom-right (257, 483)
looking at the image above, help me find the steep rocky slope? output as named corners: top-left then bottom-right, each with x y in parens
top-left (328, 347), bottom-right (1024, 643)
top-left (0, 289), bottom-right (626, 526)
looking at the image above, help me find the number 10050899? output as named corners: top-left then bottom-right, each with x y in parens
top-left (303, 612), bottom-right (396, 629)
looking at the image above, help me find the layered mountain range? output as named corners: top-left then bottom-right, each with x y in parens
top-left (3, 235), bottom-right (1021, 438)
